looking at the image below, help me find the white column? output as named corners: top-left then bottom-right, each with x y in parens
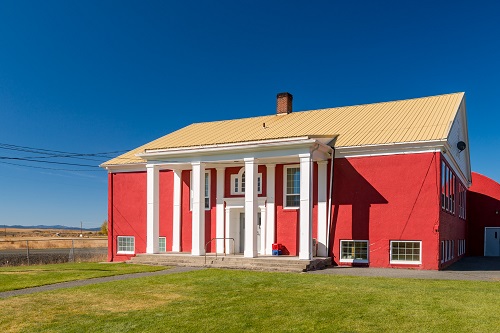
top-left (259, 206), bottom-right (267, 255)
top-left (265, 164), bottom-right (276, 255)
top-left (172, 169), bottom-right (182, 252)
top-left (216, 167), bottom-right (225, 254)
top-left (299, 154), bottom-right (313, 260)
top-left (191, 162), bottom-right (205, 255)
top-left (146, 164), bottom-right (160, 254)
top-left (317, 161), bottom-right (328, 257)
top-left (244, 158), bottom-right (258, 258)
top-left (225, 207), bottom-right (234, 254)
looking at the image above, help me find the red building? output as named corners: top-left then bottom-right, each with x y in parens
top-left (102, 92), bottom-right (484, 270)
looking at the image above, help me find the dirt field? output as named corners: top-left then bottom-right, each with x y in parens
top-left (0, 228), bottom-right (107, 250)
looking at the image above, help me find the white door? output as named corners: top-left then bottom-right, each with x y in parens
top-left (239, 212), bottom-right (261, 254)
top-left (484, 228), bottom-right (500, 256)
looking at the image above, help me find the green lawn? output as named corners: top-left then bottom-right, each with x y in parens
top-left (0, 262), bottom-right (165, 292)
top-left (1, 268), bottom-right (499, 332)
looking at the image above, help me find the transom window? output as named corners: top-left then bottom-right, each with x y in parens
top-left (117, 236), bottom-right (135, 254)
top-left (340, 240), bottom-right (368, 263)
top-left (190, 171), bottom-right (210, 210)
top-left (390, 241), bottom-right (421, 264)
top-left (230, 167), bottom-right (262, 195)
top-left (284, 165), bottom-right (300, 208)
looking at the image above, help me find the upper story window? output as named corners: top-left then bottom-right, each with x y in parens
top-left (230, 167), bottom-right (262, 195)
top-left (441, 160), bottom-right (456, 215)
top-left (190, 170), bottom-right (210, 210)
top-left (458, 182), bottom-right (466, 220)
top-left (284, 165), bottom-right (300, 208)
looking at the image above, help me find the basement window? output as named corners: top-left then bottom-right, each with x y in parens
top-left (159, 237), bottom-right (166, 253)
top-left (390, 241), bottom-right (421, 264)
top-left (117, 236), bottom-right (135, 254)
top-left (340, 240), bottom-right (368, 263)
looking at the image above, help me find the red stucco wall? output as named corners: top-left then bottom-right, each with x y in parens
top-left (467, 172), bottom-right (500, 256)
top-left (109, 171), bottom-right (147, 261)
top-left (330, 153), bottom-right (441, 270)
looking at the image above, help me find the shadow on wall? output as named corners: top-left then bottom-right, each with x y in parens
top-left (328, 159), bottom-right (388, 257)
top-left (467, 191), bottom-right (500, 256)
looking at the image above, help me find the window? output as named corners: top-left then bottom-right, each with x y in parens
top-left (441, 241), bottom-right (445, 263)
top-left (340, 240), bottom-right (368, 263)
top-left (117, 236), bottom-right (135, 254)
top-left (230, 167), bottom-right (262, 195)
top-left (441, 161), bottom-right (456, 215)
top-left (190, 171), bottom-right (211, 210)
top-left (390, 241), bottom-right (421, 264)
top-left (284, 165), bottom-right (300, 208)
top-left (458, 182), bottom-right (467, 220)
top-left (458, 239), bottom-right (466, 256)
top-left (159, 237), bottom-right (166, 253)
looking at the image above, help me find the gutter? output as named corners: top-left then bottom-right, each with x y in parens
top-left (326, 146), bottom-right (335, 258)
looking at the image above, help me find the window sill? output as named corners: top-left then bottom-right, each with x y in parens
top-left (389, 261), bottom-right (421, 265)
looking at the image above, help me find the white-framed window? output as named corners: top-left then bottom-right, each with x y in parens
top-left (441, 241), bottom-right (445, 263)
top-left (458, 182), bottom-right (467, 220)
top-left (284, 165), bottom-right (300, 208)
top-left (230, 167), bottom-right (262, 195)
top-left (451, 240), bottom-right (455, 259)
top-left (441, 160), bottom-right (456, 215)
top-left (340, 240), bottom-right (369, 263)
top-left (458, 239), bottom-right (466, 256)
top-left (190, 170), bottom-right (211, 210)
top-left (159, 237), bottom-right (166, 253)
top-left (117, 236), bottom-right (135, 254)
top-left (390, 241), bottom-right (421, 264)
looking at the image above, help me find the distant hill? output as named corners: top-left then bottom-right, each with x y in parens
top-left (5, 225), bottom-right (100, 231)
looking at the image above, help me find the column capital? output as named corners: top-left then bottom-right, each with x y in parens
top-left (244, 157), bottom-right (256, 163)
top-left (265, 163), bottom-right (276, 168)
top-left (317, 160), bottom-right (328, 165)
top-left (299, 153), bottom-right (312, 159)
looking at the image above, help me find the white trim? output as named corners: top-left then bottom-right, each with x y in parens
top-left (339, 240), bottom-right (369, 263)
top-left (389, 240), bottom-right (422, 265)
top-left (117, 236), bottom-right (135, 254)
top-left (146, 164), bottom-right (159, 254)
top-left (283, 164), bottom-right (300, 209)
top-left (190, 170), bottom-right (211, 211)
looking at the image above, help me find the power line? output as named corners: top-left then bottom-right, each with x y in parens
top-left (0, 160), bottom-right (102, 171)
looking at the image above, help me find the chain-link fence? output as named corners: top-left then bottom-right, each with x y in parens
top-left (0, 238), bottom-right (107, 266)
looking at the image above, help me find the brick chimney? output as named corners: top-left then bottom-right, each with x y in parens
top-left (276, 92), bottom-right (293, 114)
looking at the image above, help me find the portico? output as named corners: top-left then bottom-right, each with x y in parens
top-left (139, 137), bottom-right (333, 260)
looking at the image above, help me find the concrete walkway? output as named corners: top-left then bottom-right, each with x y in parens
top-left (307, 257), bottom-right (500, 281)
top-left (0, 266), bottom-right (204, 299)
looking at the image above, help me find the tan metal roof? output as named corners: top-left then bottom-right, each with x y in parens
top-left (103, 92), bottom-right (464, 166)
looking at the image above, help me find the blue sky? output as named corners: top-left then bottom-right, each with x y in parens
top-left (1, 1), bottom-right (499, 228)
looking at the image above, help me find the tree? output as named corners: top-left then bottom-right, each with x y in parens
top-left (100, 220), bottom-right (108, 236)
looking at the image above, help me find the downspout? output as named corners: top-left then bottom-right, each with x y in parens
top-left (326, 146), bottom-right (335, 257)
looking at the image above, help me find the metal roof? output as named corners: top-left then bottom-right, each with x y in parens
top-left (103, 92), bottom-right (464, 166)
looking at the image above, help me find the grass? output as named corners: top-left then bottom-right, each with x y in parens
top-left (1, 268), bottom-right (499, 332)
top-left (0, 262), bottom-right (165, 292)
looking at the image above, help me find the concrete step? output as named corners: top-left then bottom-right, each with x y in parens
top-left (128, 254), bottom-right (332, 273)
